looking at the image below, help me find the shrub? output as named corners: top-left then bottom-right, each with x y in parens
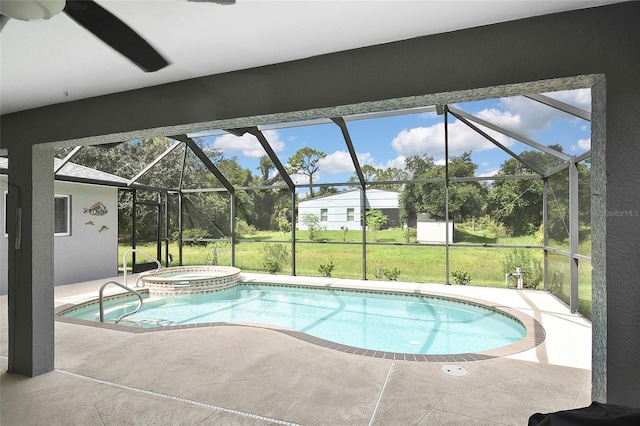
top-left (205, 241), bottom-right (229, 266)
top-left (301, 213), bottom-right (321, 241)
top-left (451, 270), bottom-right (472, 285)
top-left (278, 216), bottom-right (292, 234)
top-left (235, 219), bottom-right (256, 238)
top-left (383, 267), bottom-right (401, 281)
top-left (502, 249), bottom-right (543, 289)
top-left (404, 226), bottom-right (417, 243)
top-left (262, 243), bottom-right (289, 274)
top-left (366, 209), bottom-right (388, 241)
top-left (374, 261), bottom-right (401, 281)
top-left (318, 260), bottom-right (335, 277)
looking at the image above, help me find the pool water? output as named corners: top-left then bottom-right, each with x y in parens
top-left (64, 284), bottom-right (526, 355)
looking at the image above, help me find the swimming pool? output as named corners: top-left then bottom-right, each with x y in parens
top-left (59, 284), bottom-right (529, 356)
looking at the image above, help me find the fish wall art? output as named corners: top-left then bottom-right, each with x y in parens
top-left (84, 202), bottom-right (108, 216)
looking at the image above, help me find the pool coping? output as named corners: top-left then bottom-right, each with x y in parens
top-left (54, 281), bottom-right (545, 362)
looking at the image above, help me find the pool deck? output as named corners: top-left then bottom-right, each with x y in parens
top-left (1, 274), bottom-right (593, 425)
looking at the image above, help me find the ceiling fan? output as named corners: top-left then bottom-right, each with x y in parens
top-left (0, 0), bottom-right (235, 72)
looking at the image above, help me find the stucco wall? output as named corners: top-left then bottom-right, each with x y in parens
top-left (52, 182), bottom-right (118, 286)
top-left (1, 179), bottom-right (118, 294)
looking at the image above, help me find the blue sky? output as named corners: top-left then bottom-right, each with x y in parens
top-left (202, 88), bottom-right (591, 189)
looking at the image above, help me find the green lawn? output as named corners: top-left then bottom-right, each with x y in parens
top-left (120, 227), bottom-right (592, 319)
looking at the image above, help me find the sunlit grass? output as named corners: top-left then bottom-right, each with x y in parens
top-left (119, 226), bottom-right (592, 319)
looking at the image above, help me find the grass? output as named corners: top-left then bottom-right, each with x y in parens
top-left (120, 226), bottom-right (593, 319)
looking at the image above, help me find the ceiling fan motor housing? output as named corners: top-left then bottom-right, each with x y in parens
top-left (0, 0), bottom-right (65, 21)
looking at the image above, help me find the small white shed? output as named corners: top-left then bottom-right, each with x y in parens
top-left (297, 189), bottom-right (400, 231)
top-left (416, 213), bottom-right (454, 244)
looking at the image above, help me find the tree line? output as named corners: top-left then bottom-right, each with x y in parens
top-left (57, 138), bottom-right (589, 242)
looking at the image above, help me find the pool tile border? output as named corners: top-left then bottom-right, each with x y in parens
top-left (55, 283), bottom-right (545, 362)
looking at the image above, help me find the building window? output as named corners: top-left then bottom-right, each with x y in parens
top-left (347, 208), bottom-right (354, 221)
top-left (4, 192), bottom-right (70, 236)
top-left (54, 195), bottom-right (71, 236)
top-left (320, 208), bottom-right (328, 222)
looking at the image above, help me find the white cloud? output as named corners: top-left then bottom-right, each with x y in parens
top-left (497, 97), bottom-right (557, 135)
top-left (494, 89), bottom-right (591, 136)
top-left (290, 172), bottom-right (313, 185)
top-left (212, 129), bottom-right (284, 158)
top-left (316, 150), bottom-right (381, 175)
top-left (381, 155), bottom-right (406, 170)
top-left (478, 168), bottom-right (500, 178)
top-left (543, 88), bottom-right (591, 111)
top-left (318, 150), bottom-right (356, 175)
top-left (434, 158), bottom-right (446, 166)
top-left (390, 114), bottom-right (513, 158)
top-left (578, 138), bottom-right (591, 150)
top-left (356, 152), bottom-right (375, 166)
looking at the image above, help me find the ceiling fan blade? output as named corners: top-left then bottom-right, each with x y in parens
top-left (63, 0), bottom-right (169, 72)
top-left (188, 0), bottom-right (236, 4)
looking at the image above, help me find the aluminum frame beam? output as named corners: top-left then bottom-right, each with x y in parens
top-left (128, 140), bottom-right (183, 186)
top-left (448, 106), bottom-right (572, 162)
top-left (331, 117), bottom-right (366, 189)
top-left (171, 134), bottom-right (235, 194)
top-left (226, 127), bottom-right (295, 191)
top-left (525, 93), bottom-right (591, 121)
top-left (449, 108), bottom-right (545, 176)
top-left (54, 146), bottom-right (83, 174)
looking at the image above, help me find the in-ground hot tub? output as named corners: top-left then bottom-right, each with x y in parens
top-left (139, 265), bottom-right (241, 295)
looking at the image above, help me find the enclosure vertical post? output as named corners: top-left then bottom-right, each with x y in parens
top-left (230, 191), bottom-right (236, 267)
top-left (543, 179), bottom-right (549, 291)
top-left (361, 187), bottom-right (367, 280)
top-left (444, 107), bottom-right (451, 285)
top-left (178, 192), bottom-right (183, 266)
top-left (132, 189), bottom-right (137, 266)
top-left (569, 160), bottom-right (579, 313)
top-left (164, 192), bottom-right (169, 266)
top-left (156, 192), bottom-right (162, 262)
top-left (291, 190), bottom-right (297, 276)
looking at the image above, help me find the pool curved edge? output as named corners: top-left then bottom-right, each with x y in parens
top-left (55, 283), bottom-right (545, 363)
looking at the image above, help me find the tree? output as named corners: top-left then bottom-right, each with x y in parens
top-left (257, 155), bottom-right (278, 186)
top-left (316, 186), bottom-right (338, 197)
top-left (301, 212), bottom-right (322, 241)
top-left (348, 164), bottom-right (408, 190)
top-left (399, 152), bottom-right (486, 225)
top-left (366, 209), bottom-right (388, 241)
top-left (286, 147), bottom-right (326, 197)
top-left (485, 147), bottom-right (567, 237)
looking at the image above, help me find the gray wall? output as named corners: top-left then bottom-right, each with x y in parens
top-left (2, 2), bottom-right (639, 405)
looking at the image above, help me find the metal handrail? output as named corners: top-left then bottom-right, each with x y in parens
top-left (122, 248), bottom-right (161, 287)
top-left (99, 280), bottom-right (144, 324)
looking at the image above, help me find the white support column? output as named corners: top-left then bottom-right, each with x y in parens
top-left (7, 144), bottom-right (55, 376)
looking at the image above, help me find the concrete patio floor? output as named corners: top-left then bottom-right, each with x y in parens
top-left (1, 274), bottom-right (593, 425)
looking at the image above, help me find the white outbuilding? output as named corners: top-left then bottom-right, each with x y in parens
top-left (297, 189), bottom-right (400, 231)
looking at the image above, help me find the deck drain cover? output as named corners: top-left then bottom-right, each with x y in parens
top-left (441, 365), bottom-right (468, 376)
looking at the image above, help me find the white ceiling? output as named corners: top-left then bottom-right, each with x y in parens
top-left (0, 0), bottom-right (626, 115)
